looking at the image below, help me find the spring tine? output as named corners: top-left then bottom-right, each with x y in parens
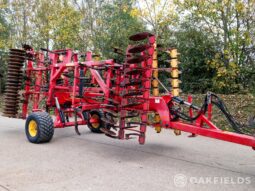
top-left (103, 108), bottom-right (118, 118)
top-left (127, 122), bottom-right (147, 126)
top-left (100, 127), bottom-right (117, 136)
top-left (122, 102), bottom-right (144, 108)
top-left (125, 133), bottom-right (141, 139)
top-left (104, 97), bottom-right (120, 105)
top-left (101, 117), bottom-right (116, 125)
top-left (105, 133), bottom-right (119, 139)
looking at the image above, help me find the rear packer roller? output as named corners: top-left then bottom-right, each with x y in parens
top-left (3, 49), bottom-right (25, 118)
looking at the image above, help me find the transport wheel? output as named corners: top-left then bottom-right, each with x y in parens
top-left (25, 112), bottom-right (54, 143)
top-left (87, 110), bottom-right (105, 133)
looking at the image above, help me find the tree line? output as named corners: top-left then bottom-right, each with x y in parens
top-left (0, 0), bottom-right (254, 94)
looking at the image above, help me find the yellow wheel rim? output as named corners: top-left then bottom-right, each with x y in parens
top-left (28, 120), bottom-right (38, 137)
top-left (90, 114), bottom-right (100, 128)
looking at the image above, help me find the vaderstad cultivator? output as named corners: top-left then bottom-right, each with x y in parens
top-left (2, 32), bottom-right (255, 150)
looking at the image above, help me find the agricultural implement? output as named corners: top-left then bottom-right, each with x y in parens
top-left (2, 32), bottom-right (255, 150)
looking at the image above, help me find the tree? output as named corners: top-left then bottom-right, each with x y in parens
top-left (73, 0), bottom-right (145, 59)
top-left (99, 0), bottom-right (146, 59)
top-left (134, 0), bottom-right (177, 38)
top-left (32, 0), bottom-right (82, 50)
top-left (175, 0), bottom-right (255, 93)
top-left (0, 0), bottom-right (10, 49)
top-left (175, 23), bottom-right (217, 93)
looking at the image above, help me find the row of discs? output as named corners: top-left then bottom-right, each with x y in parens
top-left (3, 49), bottom-right (26, 118)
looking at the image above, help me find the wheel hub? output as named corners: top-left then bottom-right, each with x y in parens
top-left (28, 120), bottom-right (38, 137)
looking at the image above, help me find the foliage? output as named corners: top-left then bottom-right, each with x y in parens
top-left (175, 0), bottom-right (255, 93)
top-left (0, 0), bottom-right (9, 49)
top-left (207, 52), bottom-right (241, 93)
top-left (0, 0), bottom-right (254, 94)
top-left (175, 23), bottom-right (216, 93)
top-left (99, 0), bottom-right (146, 60)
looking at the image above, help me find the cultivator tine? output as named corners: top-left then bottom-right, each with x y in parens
top-left (100, 127), bottom-right (117, 136)
top-left (121, 101), bottom-right (144, 108)
top-left (101, 117), bottom-right (116, 126)
top-left (74, 124), bottom-right (81, 135)
top-left (103, 108), bottom-right (118, 118)
top-left (125, 133), bottom-right (141, 140)
top-left (104, 133), bottom-right (119, 139)
top-left (104, 97), bottom-right (120, 105)
top-left (124, 125), bottom-right (139, 129)
top-left (127, 122), bottom-right (147, 126)
top-left (74, 108), bottom-right (81, 135)
top-left (100, 104), bottom-right (117, 108)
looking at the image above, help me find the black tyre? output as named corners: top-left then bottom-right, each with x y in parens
top-left (86, 110), bottom-right (105, 133)
top-left (25, 112), bottom-right (54, 143)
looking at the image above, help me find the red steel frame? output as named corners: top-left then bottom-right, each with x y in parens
top-left (20, 46), bottom-right (255, 150)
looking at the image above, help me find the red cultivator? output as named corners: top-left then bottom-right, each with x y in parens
top-left (2, 32), bottom-right (255, 150)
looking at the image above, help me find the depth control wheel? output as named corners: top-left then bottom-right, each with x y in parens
top-left (25, 112), bottom-right (54, 143)
top-left (87, 110), bottom-right (105, 133)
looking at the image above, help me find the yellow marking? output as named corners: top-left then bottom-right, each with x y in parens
top-left (170, 59), bottom-right (179, 67)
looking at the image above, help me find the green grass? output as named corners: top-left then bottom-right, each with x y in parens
top-left (182, 93), bottom-right (255, 132)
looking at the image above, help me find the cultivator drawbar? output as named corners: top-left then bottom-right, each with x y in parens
top-left (2, 32), bottom-right (255, 150)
